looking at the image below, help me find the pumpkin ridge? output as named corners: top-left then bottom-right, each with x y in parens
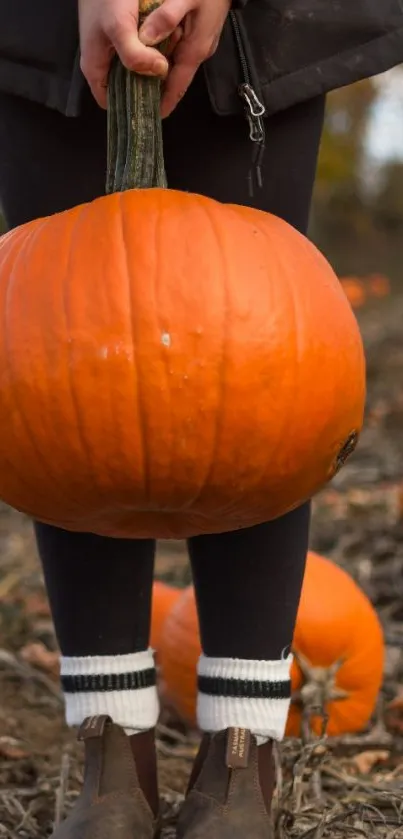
top-left (181, 203), bottom-right (229, 511)
top-left (5, 224), bottom-right (80, 510)
top-left (118, 192), bottom-right (149, 499)
top-left (153, 193), bottom-right (174, 503)
top-left (276, 229), bottom-right (302, 471)
top-left (236, 212), bottom-right (296, 479)
top-left (63, 203), bottom-right (99, 489)
top-left (38, 204), bottom-right (104, 510)
top-left (0, 240), bottom-right (42, 504)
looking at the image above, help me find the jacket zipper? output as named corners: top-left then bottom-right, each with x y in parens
top-left (229, 10), bottom-right (266, 188)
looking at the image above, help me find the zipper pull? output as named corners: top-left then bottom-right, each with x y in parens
top-left (239, 83), bottom-right (265, 142)
top-left (239, 83), bottom-right (265, 116)
top-left (239, 83), bottom-right (266, 192)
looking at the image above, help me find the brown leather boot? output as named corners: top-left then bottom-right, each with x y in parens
top-left (177, 727), bottom-right (275, 838)
top-left (52, 715), bottom-right (160, 839)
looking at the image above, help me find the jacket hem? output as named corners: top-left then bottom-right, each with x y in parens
top-left (260, 28), bottom-right (403, 116)
top-left (0, 53), bottom-right (84, 116)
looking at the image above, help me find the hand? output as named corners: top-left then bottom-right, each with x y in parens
top-left (79, 0), bottom-right (170, 108)
top-left (139, 0), bottom-right (231, 118)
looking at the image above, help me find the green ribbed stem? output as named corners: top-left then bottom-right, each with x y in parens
top-left (106, 15), bottom-right (167, 192)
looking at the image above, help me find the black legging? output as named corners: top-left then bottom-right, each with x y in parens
top-left (0, 70), bottom-right (325, 663)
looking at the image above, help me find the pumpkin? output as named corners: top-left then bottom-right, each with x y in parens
top-left (366, 273), bottom-right (391, 299)
top-left (159, 586), bottom-right (200, 724)
top-left (287, 552), bottom-right (384, 736)
top-left (150, 581), bottom-right (181, 653)
top-left (159, 552), bottom-right (384, 737)
top-left (0, 3), bottom-right (365, 539)
top-left (339, 277), bottom-right (367, 309)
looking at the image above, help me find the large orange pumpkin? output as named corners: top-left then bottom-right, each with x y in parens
top-left (159, 552), bottom-right (384, 737)
top-left (150, 581), bottom-right (181, 653)
top-left (0, 26), bottom-right (365, 539)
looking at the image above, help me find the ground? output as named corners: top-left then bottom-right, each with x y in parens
top-left (2, 294), bottom-right (403, 838)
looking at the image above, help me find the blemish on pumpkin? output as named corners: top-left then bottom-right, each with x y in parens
top-left (334, 430), bottom-right (359, 475)
top-left (99, 343), bottom-right (132, 360)
top-left (161, 332), bottom-right (171, 348)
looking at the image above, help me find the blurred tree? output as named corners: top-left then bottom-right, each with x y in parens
top-left (309, 78), bottom-right (400, 277)
top-left (373, 162), bottom-right (403, 230)
top-left (315, 79), bottom-right (376, 201)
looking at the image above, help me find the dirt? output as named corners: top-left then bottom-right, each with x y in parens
top-left (2, 294), bottom-right (403, 838)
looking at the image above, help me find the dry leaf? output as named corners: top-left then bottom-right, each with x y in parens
top-left (385, 698), bottom-right (403, 734)
top-left (386, 715), bottom-right (403, 735)
top-left (386, 688), bottom-right (403, 733)
top-left (388, 692), bottom-right (403, 710)
top-left (24, 592), bottom-right (51, 617)
top-left (20, 642), bottom-right (60, 679)
top-left (0, 571), bottom-right (21, 599)
top-left (351, 750), bottom-right (389, 775)
top-left (0, 736), bottom-right (29, 760)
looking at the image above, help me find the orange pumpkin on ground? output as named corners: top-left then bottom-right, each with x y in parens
top-left (339, 277), bottom-right (367, 309)
top-left (0, 36), bottom-right (365, 539)
top-left (159, 586), bottom-right (200, 725)
top-left (159, 552), bottom-right (384, 737)
top-left (150, 581), bottom-right (181, 653)
top-left (287, 552), bottom-right (384, 736)
top-left (366, 273), bottom-right (391, 299)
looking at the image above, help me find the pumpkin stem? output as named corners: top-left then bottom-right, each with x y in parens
top-left (106, 0), bottom-right (167, 193)
top-left (292, 650), bottom-right (350, 739)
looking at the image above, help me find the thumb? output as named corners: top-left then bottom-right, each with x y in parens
top-left (115, 27), bottom-right (169, 75)
top-left (139, 0), bottom-right (193, 46)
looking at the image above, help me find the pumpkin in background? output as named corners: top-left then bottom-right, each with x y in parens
top-left (287, 552), bottom-right (384, 736)
top-left (339, 277), bottom-right (367, 309)
top-left (0, 28), bottom-right (365, 539)
top-left (159, 552), bottom-right (384, 737)
top-left (159, 586), bottom-right (200, 724)
top-left (366, 273), bottom-right (391, 299)
top-left (150, 581), bottom-right (181, 654)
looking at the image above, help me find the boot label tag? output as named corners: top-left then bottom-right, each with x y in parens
top-left (226, 727), bottom-right (251, 769)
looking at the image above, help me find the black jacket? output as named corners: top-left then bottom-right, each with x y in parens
top-left (0, 0), bottom-right (402, 118)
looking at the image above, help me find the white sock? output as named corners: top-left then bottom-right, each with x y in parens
top-left (197, 654), bottom-right (292, 744)
top-left (60, 649), bottom-right (159, 734)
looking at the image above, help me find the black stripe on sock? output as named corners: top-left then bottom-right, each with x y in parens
top-left (61, 668), bottom-right (156, 694)
top-left (198, 675), bottom-right (291, 700)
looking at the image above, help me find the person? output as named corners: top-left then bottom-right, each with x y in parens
top-left (0, 1), bottom-right (401, 837)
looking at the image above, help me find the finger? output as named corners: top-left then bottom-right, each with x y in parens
top-left (81, 20), bottom-right (169, 109)
top-left (80, 30), bottom-right (115, 108)
top-left (139, 0), bottom-right (195, 46)
top-left (208, 34), bottom-right (220, 58)
top-left (165, 25), bottom-right (184, 58)
top-left (104, 16), bottom-right (169, 74)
